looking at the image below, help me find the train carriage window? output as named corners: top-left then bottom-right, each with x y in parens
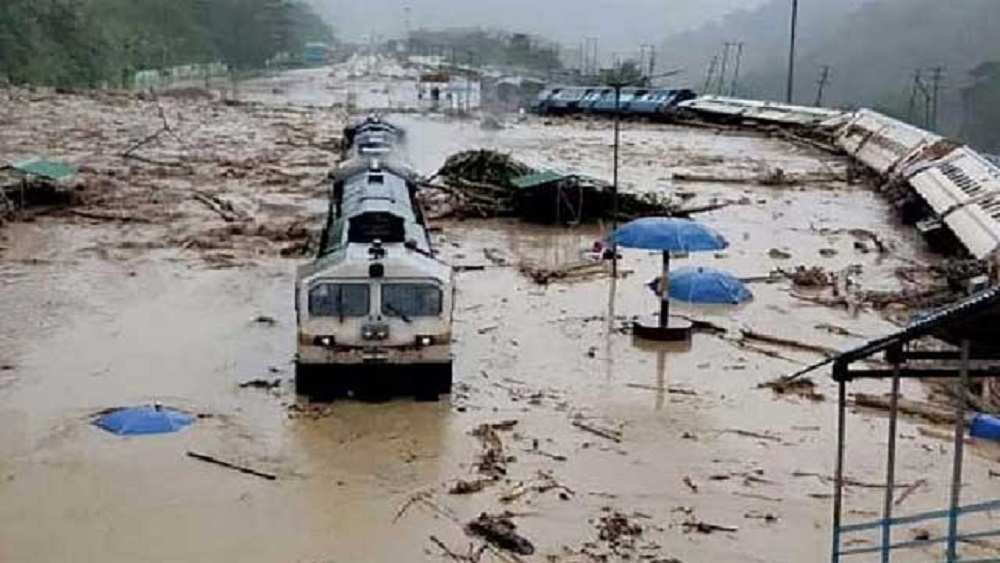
top-left (309, 283), bottom-right (370, 317)
top-left (382, 284), bottom-right (443, 318)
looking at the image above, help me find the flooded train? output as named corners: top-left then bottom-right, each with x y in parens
top-left (295, 116), bottom-right (455, 398)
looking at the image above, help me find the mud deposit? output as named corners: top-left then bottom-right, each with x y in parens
top-left (2, 61), bottom-right (1000, 562)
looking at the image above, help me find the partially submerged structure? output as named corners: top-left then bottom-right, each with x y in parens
top-left (829, 286), bottom-right (1000, 562)
top-left (0, 158), bottom-right (77, 220)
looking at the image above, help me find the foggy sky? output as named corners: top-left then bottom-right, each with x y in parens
top-left (310, 0), bottom-right (771, 53)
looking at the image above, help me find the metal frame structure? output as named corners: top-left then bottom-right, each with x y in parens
top-left (830, 286), bottom-right (1000, 562)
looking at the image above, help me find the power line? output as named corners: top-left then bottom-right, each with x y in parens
top-left (729, 42), bottom-right (745, 96)
top-left (717, 42), bottom-right (732, 95)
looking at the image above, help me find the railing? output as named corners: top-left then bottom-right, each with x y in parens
top-left (835, 499), bottom-right (1000, 562)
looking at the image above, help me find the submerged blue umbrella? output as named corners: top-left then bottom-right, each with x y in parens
top-left (609, 217), bottom-right (729, 329)
top-left (608, 217), bottom-right (728, 253)
top-left (94, 405), bottom-right (195, 436)
top-left (659, 266), bottom-right (753, 304)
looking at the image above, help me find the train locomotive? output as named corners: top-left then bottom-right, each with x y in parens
top-left (295, 116), bottom-right (455, 398)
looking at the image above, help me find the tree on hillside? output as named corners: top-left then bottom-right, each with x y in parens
top-left (0, 0), bottom-right (335, 87)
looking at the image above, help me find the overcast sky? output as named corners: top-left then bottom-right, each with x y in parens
top-left (311, 0), bottom-right (772, 53)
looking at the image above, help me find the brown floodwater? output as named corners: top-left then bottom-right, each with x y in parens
top-left (1, 59), bottom-right (998, 563)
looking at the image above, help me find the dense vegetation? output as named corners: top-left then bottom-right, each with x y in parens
top-left (0, 0), bottom-right (334, 88)
top-left (406, 28), bottom-right (563, 74)
top-left (659, 0), bottom-right (1000, 148)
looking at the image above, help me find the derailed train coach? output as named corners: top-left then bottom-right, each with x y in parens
top-left (531, 86), bottom-right (696, 117)
top-left (295, 117), bottom-right (455, 398)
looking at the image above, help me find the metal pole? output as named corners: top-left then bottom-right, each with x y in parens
top-left (660, 251), bottom-right (671, 327)
top-left (611, 84), bottom-right (621, 279)
top-left (881, 361), bottom-right (902, 563)
top-left (786, 0), bottom-right (799, 104)
top-left (947, 339), bottom-right (971, 562)
top-left (832, 379), bottom-right (846, 563)
top-left (703, 56), bottom-right (719, 94)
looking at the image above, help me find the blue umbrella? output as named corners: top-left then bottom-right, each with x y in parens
top-left (609, 217), bottom-right (728, 328)
top-left (94, 405), bottom-right (195, 436)
top-left (608, 217), bottom-right (728, 252)
top-left (660, 266), bottom-right (753, 304)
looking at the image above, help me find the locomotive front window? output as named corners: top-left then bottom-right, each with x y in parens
top-left (381, 284), bottom-right (443, 318)
top-left (309, 283), bottom-right (370, 318)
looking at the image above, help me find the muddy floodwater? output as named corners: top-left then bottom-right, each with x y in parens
top-left (2, 61), bottom-right (999, 563)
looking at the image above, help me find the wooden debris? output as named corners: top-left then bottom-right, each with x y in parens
top-left (186, 451), bottom-right (276, 481)
top-left (518, 260), bottom-right (609, 285)
top-left (238, 378), bottom-right (281, 390)
top-left (191, 190), bottom-right (245, 222)
top-left (449, 479), bottom-right (493, 495)
top-left (739, 329), bottom-right (838, 357)
top-left (784, 266), bottom-right (832, 288)
top-left (918, 426), bottom-right (973, 444)
top-left (471, 421), bottom-right (518, 478)
top-left (683, 476), bottom-right (699, 493)
top-left (429, 535), bottom-right (486, 563)
top-left (70, 209), bottom-right (154, 223)
top-left (683, 520), bottom-right (739, 534)
top-left (626, 383), bottom-right (698, 396)
top-left (572, 418), bottom-right (622, 443)
top-left (854, 393), bottom-right (958, 425)
top-left (758, 377), bottom-right (825, 402)
top-left (465, 513), bottom-right (535, 556)
top-left (893, 478), bottom-right (927, 507)
top-left (744, 511), bottom-right (779, 523)
top-left (722, 428), bottom-right (783, 443)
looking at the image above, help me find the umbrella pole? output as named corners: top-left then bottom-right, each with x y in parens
top-left (660, 251), bottom-right (670, 328)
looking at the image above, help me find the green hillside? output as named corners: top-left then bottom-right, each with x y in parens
top-left (0, 0), bottom-right (334, 88)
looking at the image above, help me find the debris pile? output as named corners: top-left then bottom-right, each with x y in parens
top-left (470, 420), bottom-right (518, 478)
top-left (437, 149), bottom-right (534, 188)
top-left (421, 149), bottom-right (676, 223)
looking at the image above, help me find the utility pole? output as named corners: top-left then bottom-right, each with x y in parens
top-left (907, 70), bottom-right (923, 124)
top-left (647, 45), bottom-right (656, 78)
top-left (815, 65), bottom-right (831, 107)
top-left (729, 42), bottom-right (745, 97)
top-left (403, 6), bottom-right (412, 47)
top-left (703, 56), bottom-right (719, 94)
top-left (786, 0), bottom-right (799, 104)
top-left (717, 42), bottom-right (732, 95)
top-left (930, 66), bottom-right (944, 131)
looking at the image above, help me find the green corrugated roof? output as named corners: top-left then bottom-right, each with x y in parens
top-left (12, 159), bottom-right (76, 181)
top-left (511, 170), bottom-right (569, 189)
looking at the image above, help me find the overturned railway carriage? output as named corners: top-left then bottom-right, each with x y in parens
top-left (295, 118), bottom-right (454, 397)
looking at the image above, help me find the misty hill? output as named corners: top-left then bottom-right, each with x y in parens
top-left (660, 0), bottom-right (1000, 137)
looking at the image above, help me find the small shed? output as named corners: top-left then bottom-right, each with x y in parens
top-left (0, 158), bottom-right (78, 218)
top-left (511, 171), bottom-right (588, 224)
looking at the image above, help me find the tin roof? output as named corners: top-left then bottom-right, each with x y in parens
top-left (833, 285), bottom-right (1000, 366)
top-left (10, 159), bottom-right (76, 181)
top-left (511, 170), bottom-right (569, 189)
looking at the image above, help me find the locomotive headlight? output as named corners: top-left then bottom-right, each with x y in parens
top-left (313, 336), bottom-right (336, 347)
top-left (416, 335), bottom-right (434, 347)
